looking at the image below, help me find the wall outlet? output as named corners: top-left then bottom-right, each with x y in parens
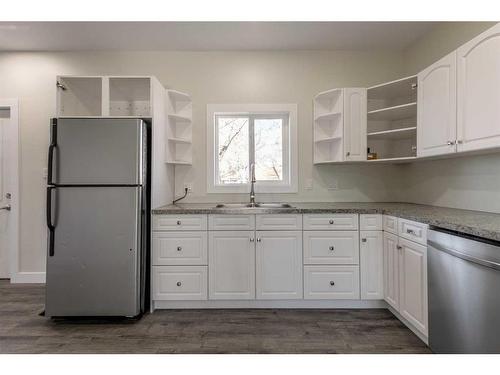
top-left (183, 183), bottom-right (193, 192)
top-left (304, 178), bottom-right (313, 190)
top-left (327, 179), bottom-right (339, 190)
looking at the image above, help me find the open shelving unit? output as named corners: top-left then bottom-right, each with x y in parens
top-left (313, 89), bottom-right (344, 163)
top-left (366, 75), bottom-right (418, 161)
top-left (165, 89), bottom-right (193, 165)
top-left (57, 76), bottom-right (153, 118)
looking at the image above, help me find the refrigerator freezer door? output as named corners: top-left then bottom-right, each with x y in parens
top-left (45, 186), bottom-right (142, 317)
top-left (52, 118), bottom-right (144, 185)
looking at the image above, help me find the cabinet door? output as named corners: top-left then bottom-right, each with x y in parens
top-left (208, 231), bottom-right (255, 300)
top-left (256, 231), bottom-right (303, 299)
top-left (399, 238), bottom-right (428, 336)
top-left (417, 51), bottom-right (457, 157)
top-left (360, 231), bottom-right (383, 300)
top-left (343, 88), bottom-right (367, 161)
top-left (383, 232), bottom-right (399, 310)
top-left (457, 23), bottom-right (500, 152)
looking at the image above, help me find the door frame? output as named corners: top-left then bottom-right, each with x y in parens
top-left (0, 99), bottom-right (20, 282)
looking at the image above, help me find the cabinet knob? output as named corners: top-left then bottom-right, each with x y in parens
top-left (329, 219), bottom-right (334, 224)
top-left (257, 238), bottom-right (262, 242)
top-left (176, 282), bottom-right (182, 287)
top-left (177, 246), bottom-right (182, 251)
top-left (397, 245), bottom-right (403, 250)
top-left (330, 281), bottom-right (335, 286)
top-left (346, 152), bottom-right (350, 157)
top-left (457, 140), bottom-right (463, 144)
top-left (361, 238), bottom-right (367, 243)
top-left (250, 238), bottom-right (255, 242)
top-left (447, 141), bottom-right (455, 145)
top-left (329, 246), bottom-right (334, 251)
top-left (406, 229), bottom-right (415, 235)
top-left (176, 220), bottom-right (181, 225)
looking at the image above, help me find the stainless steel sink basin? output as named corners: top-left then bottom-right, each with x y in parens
top-left (214, 203), bottom-right (294, 209)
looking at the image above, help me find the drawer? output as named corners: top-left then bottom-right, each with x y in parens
top-left (152, 232), bottom-right (207, 265)
top-left (360, 214), bottom-right (383, 231)
top-left (256, 214), bottom-right (302, 230)
top-left (153, 215), bottom-right (207, 231)
top-left (303, 214), bottom-right (358, 230)
top-left (209, 214), bottom-right (255, 230)
top-left (383, 215), bottom-right (398, 234)
top-left (152, 266), bottom-right (208, 300)
top-left (398, 218), bottom-right (428, 245)
top-left (304, 265), bottom-right (360, 300)
top-left (304, 231), bottom-right (359, 265)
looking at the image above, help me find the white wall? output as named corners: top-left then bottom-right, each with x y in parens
top-left (0, 50), bottom-right (405, 273)
top-left (399, 22), bottom-right (500, 213)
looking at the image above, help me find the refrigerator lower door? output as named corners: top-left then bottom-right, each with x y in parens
top-left (52, 118), bottom-right (144, 185)
top-left (46, 186), bottom-right (142, 317)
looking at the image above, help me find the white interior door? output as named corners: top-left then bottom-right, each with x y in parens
top-left (0, 100), bottom-right (19, 280)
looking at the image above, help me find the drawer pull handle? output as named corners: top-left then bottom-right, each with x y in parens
top-left (176, 220), bottom-right (181, 225)
top-left (329, 220), bottom-right (334, 224)
top-left (406, 229), bottom-right (415, 235)
top-left (329, 246), bottom-right (334, 251)
top-left (176, 282), bottom-right (182, 287)
top-left (361, 238), bottom-right (367, 243)
top-left (177, 246), bottom-right (182, 251)
top-left (330, 281), bottom-right (335, 286)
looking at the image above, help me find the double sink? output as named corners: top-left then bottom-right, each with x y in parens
top-left (214, 203), bottom-right (295, 209)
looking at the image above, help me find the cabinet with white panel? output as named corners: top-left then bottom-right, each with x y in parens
top-left (382, 215), bottom-right (428, 337)
top-left (417, 52), bottom-right (457, 157)
top-left (255, 230), bottom-right (303, 299)
top-left (360, 230), bottom-right (384, 300)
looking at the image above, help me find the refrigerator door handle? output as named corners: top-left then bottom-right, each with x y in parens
top-left (47, 118), bottom-right (58, 185)
top-left (46, 186), bottom-right (56, 256)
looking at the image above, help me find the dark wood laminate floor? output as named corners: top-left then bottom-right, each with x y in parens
top-left (0, 280), bottom-right (431, 354)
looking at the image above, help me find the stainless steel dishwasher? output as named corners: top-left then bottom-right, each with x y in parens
top-left (428, 228), bottom-right (500, 353)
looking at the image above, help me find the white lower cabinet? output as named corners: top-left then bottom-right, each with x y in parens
top-left (303, 231), bottom-right (359, 265)
top-left (360, 230), bottom-right (383, 300)
top-left (208, 231), bottom-right (255, 300)
top-left (399, 238), bottom-right (428, 336)
top-left (256, 231), bottom-right (303, 300)
top-left (383, 228), bottom-right (428, 337)
top-left (383, 232), bottom-right (400, 310)
top-left (304, 265), bottom-right (360, 299)
top-left (152, 266), bottom-right (208, 301)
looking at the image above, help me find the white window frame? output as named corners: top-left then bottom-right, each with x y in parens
top-left (207, 103), bottom-right (298, 194)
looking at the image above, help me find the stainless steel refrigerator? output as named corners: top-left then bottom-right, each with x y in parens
top-left (45, 118), bottom-right (150, 318)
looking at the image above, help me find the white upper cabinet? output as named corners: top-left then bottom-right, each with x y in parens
top-left (457, 23), bottom-right (500, 152)
top-left (344, 88), bottom-right (367, 161)
top-left (417, 51), bottom-right (457, 157)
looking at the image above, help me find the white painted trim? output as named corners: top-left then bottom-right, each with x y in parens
top-left (10, 272), bottom-right (46, 284)
top-left (206, 103), bottom-right (298, 194)
top-left (153, 299), bottom-right (387, 310)
top-left (0, 99), bottom-right (20, 283)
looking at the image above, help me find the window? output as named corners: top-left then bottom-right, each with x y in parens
top-left (207, 104), bottom-right (298, 193)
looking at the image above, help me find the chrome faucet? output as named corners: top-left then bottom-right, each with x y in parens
top-left (249, 163), bottom-right (256, 207)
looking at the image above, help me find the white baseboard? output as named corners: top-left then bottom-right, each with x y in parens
top-left (10, 271), bottom-right (46, 284)
top-left (153, 299), bottom-right (388, 310)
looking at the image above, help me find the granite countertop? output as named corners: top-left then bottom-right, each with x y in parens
top-left (152, 202), bottom-right (500, 242)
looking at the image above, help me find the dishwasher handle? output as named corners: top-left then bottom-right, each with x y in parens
top-left (428, 239), bottom-right (500, 271)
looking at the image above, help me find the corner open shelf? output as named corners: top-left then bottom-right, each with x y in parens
top-left (366, 75), bottom-right (418, 161)
top-left (313, 89), bottom-right (344, 163)
top-left (165, 89), bottom-right (193, 165)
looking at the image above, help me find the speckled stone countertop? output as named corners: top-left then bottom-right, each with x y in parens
top-left (152, 202), bottom-right (500, 242)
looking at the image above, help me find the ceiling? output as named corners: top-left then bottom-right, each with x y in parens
top-left (0, 22), bottom-right (439, 52)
